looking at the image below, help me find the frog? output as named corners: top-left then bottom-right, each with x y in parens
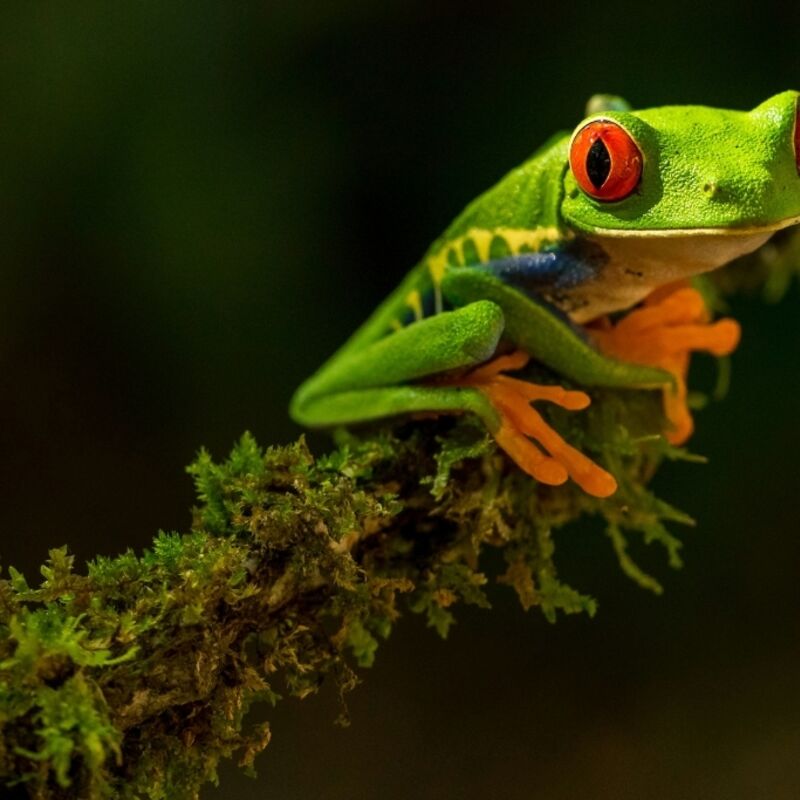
top-left (291, 91), bottom-right (800, 498)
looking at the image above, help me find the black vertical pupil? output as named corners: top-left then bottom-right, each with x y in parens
top-left (586, 138), bottom-right (611, 188)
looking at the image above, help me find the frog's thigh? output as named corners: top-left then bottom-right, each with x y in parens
top-left (291, 301), bottom-right (505, 426)
top-left (294, 384), bottom-right (500, 429)
top-left (442, 268), bottom-right (670, 389)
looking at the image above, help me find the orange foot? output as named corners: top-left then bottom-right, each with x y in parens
top-left (451, 351), bottom-right (618, 498)
top-left (589, 283), bottom-right (741, 444)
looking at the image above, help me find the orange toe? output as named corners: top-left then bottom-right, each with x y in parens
top-left (661, 364), bottom-right (693, 445)
top-left (500, 375), bottom-right (592, 410)
top-left (592, 284), bottom-right (740, 445)
top-left (614, 287), bottom-right (708, 335)
top-left (495, 421), bottom-right (569, 486)
top-left (467, 349), bottom-right (531, 379)
top-left (449, 351), bottom-right (617, 497)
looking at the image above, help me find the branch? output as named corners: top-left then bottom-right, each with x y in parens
top-left (0, 381), bottom-right (693, 798)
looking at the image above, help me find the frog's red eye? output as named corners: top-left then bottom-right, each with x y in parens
top-left (569, 120), bottom-right (642, 201)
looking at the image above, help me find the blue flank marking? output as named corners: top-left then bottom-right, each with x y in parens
top-left (474, 250), bottom-right (597, 292)
top-left (471, 247), bottom-right (603, 342)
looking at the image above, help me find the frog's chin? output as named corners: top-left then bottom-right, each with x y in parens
top-left (565, 216), bottom-right (799, 324)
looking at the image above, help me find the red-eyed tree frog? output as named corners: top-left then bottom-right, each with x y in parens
top-left (291, 92), bottom-right (800, 498)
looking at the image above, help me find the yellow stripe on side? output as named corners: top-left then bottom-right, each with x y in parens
top-left (428, 253), bottom-right (448, 286)
top-left (426, 225), bottom-right (567, 288)
top-left (459, 226), bottom-right (566, 263)
top-left (424, 226), bottom-right (568, 317)
top-left (405, 289), bottom-right (423, 321)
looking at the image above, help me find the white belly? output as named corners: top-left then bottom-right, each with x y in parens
top-left (567, 229), bottom-right (775, 323)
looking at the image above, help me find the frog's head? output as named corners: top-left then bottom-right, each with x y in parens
top-left (561, 91), bottom-right (800, 239)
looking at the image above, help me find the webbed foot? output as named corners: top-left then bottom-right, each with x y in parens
top-left (589, 283), bottom-right (741, 444)
top-left (449, 350), bottom-right (618, 498)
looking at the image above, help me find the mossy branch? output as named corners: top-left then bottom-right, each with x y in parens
top-left (0, 234), bottom-right (796, 799)
top-left (0, 392), bottom-right (691, 799)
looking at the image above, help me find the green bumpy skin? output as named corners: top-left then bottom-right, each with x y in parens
top-left (291, 91), bottom-right (800, 496)
top-left (562, 91), bottom-right (800, 233)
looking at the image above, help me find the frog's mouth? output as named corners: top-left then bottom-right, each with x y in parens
top-left (586, 213), bottom-right (800, 279)
top-left (582, 212), bottom-right (800, 239)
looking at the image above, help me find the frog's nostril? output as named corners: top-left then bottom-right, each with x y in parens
top-left (702, 181), bottom-right (720, 198)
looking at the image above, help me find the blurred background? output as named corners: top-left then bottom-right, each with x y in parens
top-left (1, 2), bottom-right (799, 798)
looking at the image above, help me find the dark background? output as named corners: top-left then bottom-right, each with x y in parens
top-left (1, 2), bottom-right (799, 798)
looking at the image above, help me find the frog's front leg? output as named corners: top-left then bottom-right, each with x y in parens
top-left (589, 283), bottom-right (741, 443)
top-left (442, 266), bottom-right (673, 389)
top-left (291, 300), bottom-right (617, 496)
top-left (442, 266), bottom-right (738, 449)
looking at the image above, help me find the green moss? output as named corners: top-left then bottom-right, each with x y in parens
top-left (0, 372), bottom-right (700, 798)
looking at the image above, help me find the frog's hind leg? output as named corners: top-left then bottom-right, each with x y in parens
top-left (590, 283), bottom-right (741, 444)
top-left (292, 300), bottom-right (616, 496)
top-left (291, 300), bottom-right (507, 420)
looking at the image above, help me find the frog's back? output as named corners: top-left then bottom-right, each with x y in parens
top-left (310, 132), bottom-right (571, 363)
top-left (431, 132), bottom-right (570, 249)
